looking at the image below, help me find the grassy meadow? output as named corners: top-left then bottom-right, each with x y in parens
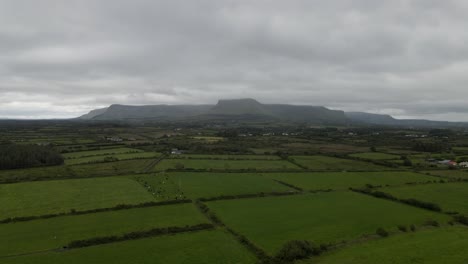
top-left (136, 172), bottom-right (294, 199)
top-left (260, 171), bottom-right (437, 190)
top-left (423, 170), bottom-right (468, 179)
top-left (152, 159), bottom-right (301, 171)
top-left (1, 230), bottom-right (257, 264)
top-left (169, 154), bottom-right (281, 160)
top-left (65, 152), bottom-right (160, 165)
top-left (290, 155), bottom-right (391, 171)
top-left (0, 177), bottom-right (154, 218)
top-left (0, 203), bottom-right (207, 257)
top-left (349, 152), bottom-right (400, 160)
top-left (381, 183), bottom-right (468, 214)
top-left (62, 147), bottom-right (144, 159)
top-left (207, 192), bottom-right (449, 254)
top-left (307, 226), bottom-right (468, 264)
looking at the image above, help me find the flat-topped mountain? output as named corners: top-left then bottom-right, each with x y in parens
top-left (78, 98), bottom-right (349, 124)
top-left (77, 98), bottom-right (468, 127)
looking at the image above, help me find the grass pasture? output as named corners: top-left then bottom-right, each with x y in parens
top-left (349, 152), bottom-right (400, 160)
top-left (2, 230), bottom-right (257, 264)
top-left (137, 172), bottom-right (294, 199)
top-left (260, 171), bottom-right (437, 191)
top-left (290, 155), bottom-right (391, 171)
top-left (381, 183), bottom-right (468, 215)
top-left (423, 170), bottom-right (468, 179)
top-left (0, 203), bottom-right (207, 257)
top-left (169, 154), bottom-right (281, 160)
top-left (0, 159), bottom-right (157, 183)
top-left (207, 192), bottom-right (449, 254)
top-left (70, 159), bottom-right (156, 177)
top-left (307, 226), bottom-right (468, 264)
top-left (65, 152), bottom-right (160, 165)
top-left (0, 165), bottom-right (73, 183)
top-left (62, 147), bottom-right (143, 159)
top-left (0, 177), bottom-right (154, 219)
top-left (152, 159), bottom-right (301, 171)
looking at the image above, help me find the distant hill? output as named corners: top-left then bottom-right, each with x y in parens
top-left (77, 107), bottom-right (108, 120)
top-left (345, 112), bottom-right (468, 128)
top-left (345, 112), bottom-right (399, 125)
top-left (77, 98), bottom-right (468, 127)
top-left (90, 104), bottom-right (212, 120)
top-left (78, 98), bottom-right (349, 125)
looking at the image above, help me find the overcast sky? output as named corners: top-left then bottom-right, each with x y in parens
top-left (1, 0), bottom-right (468, 120)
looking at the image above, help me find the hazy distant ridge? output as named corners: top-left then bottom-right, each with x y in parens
top-left (78, 98), bottom-right (348, 124)
top-left (78, 98), bottom-right (468, 127)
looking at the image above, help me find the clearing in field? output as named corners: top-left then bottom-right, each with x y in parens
top-left (349, 152), bottom-right (400, 160)
top-left (380, 182), bottom-right (468, 214)
top-left (260, 171), bottom-right (437, 191)
top-left (0, 177), bottom-right (155, 218)
top-left (0, 203), bottom-right (207, 257)
top-left (2, 230), bottom-right (257, 264)
top-left (306, 226), bottom-right (468, 264)
top-left (136, 172), bottom-right (294, 199)
top-left (152, 159), bottom-right (301, 171)
top-left (207, 192), bottom-right (449, 254)
top-left (290, 155), bottom-right (391, 171)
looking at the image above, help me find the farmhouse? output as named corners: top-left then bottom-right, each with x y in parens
top-left (438, 160), bottom-right (457, 166)
top-left (171, 148), bottom-right (182, 155)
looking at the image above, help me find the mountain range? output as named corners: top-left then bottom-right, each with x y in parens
top-left (78, 98), bottom-right (468, 128)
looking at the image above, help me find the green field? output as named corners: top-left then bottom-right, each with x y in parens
top-left (0, 204), bottom-right (207, 256)
top-left (137, 172), bottom-right (294, 199)
top-left (207, 192), bottom-right (449, 254)
top-left (153, 159), bottom-right (301, 171)
top-left (70, 159), bottom-right (156, 177)
top-left (307, 226), bottom-right (468, 264)
top-left (169, 154), bottom-right (281, 160)
top-left (260, 171), bottom-right (437, 190)
top-left (2, 230), bottom-right (257, 264)
top-left (0, 165), bottom-right (73, 183)
top-left (349, 152), bottom-right (400, 160)
top-left (381, 183), bottom-right (468, 214)
top-left (65, 152), bottom-right (160, 165)
top-left (423, 170), bottom-right (468, 179)
top-left (63, 147), bottom-right (144, 159)
top-left (0, 159), bottom-right (156, 183)
top-left (0, 177), bottom-right (155, 218)
top-left (290, 156), bottom-right (391, 171)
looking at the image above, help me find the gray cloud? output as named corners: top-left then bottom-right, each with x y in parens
top-left (1, 0), bottom-right (468, 120)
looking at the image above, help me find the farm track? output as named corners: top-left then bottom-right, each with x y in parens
top-left (142, 154), bottom-right (168, 173)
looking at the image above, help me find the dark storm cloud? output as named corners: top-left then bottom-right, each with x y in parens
top-left (1, 0), bottom-right (468, 120)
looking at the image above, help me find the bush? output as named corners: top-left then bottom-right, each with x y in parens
top-left (376, 228), bottom-right (389, 237)
top-left (274, 240), bottom-right (323, 263)
top-left (454, 215), bottom-right (468, 226)
top-left (410, 224), bottom-right (416, 232)
top-left (397, 225), bottom-right (407, 232)
top-left (424, 220), bottom-right (440, 227)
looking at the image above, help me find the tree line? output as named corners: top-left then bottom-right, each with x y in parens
top-left (0, 143), bottom-right (64, 170)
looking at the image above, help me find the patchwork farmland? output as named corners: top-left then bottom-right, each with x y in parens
top-left (1, 123), bottom-right (467, 263)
